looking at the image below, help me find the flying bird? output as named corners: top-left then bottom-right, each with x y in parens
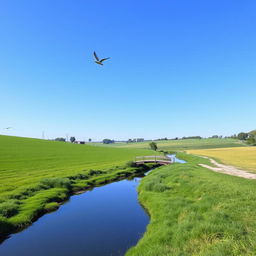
top-left (4, 127), bottom-right (12, 129)
top-left (93, 51), bottom-right (110, 65)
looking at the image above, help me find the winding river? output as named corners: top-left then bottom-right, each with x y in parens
top-left (0, 155), bottom-right (185, 256)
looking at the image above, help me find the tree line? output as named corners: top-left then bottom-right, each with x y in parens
top-left (54, 129), bottom-right (256, 147)
top-left (231, 130), bottom-right (256, 146)
top-left (54, 137), bottom-right (92, 143)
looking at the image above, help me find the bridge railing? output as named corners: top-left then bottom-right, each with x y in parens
top-left (135, 155), bottom-right (171, 162)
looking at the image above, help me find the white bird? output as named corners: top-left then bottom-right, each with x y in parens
top-left (93, 51), bottom-right (110, 65)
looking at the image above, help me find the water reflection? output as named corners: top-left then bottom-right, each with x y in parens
top-left (0, 175), bottom-right (149, 256)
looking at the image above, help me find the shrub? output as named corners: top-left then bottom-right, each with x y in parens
top-left (88, 170), bottom-right (104, 176)
top-left (9, 184), bottom-right (43, 200)
top-left (69, 173), bottom-right (89, 180)
top-left (40, 178), bottom-right (71, 190)
top-left (0, 200), bottom-right (19, 218)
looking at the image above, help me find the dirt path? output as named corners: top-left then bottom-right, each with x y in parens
top-left (199, 157), bottom-right (256, 180)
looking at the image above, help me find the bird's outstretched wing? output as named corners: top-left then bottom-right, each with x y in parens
top-left (4, 127), bottom-right (12, 129)
top-left (93, 51), bottom-right (99, 61)
top-left (100, 57), bottom-right (110, 62)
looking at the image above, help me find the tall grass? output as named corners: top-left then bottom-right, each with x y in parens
top-left (0, 200), bottom-right (19, 218)
top-left (126, 153), bottom-right (256, 256)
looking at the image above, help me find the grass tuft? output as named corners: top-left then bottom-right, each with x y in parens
top-left (0, 200), bottom-right (19, 218)
top-left (40, 177), bottom-right (72, 190)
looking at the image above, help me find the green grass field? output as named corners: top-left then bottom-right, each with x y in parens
top-left (92, 138), bottom-right (245, 151)
top-left (0, 135), bottom-right (157, 238)
top-left (1, 134), bottom-right (255, 255)
top-left (127, 153), bottom-right (256, 256)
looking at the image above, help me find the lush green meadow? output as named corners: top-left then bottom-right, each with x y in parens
top-left (1, 134), bottom-right (255, 255)
top-left (188, 147), bottom-right (256, 172)
top-left (94, 138), bottom-right (245, 151)
top-left (127, 153), bottom-right (256, 256)
top-left (0, 135), bottom-right (157, 238)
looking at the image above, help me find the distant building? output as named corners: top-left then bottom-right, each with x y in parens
top-left (75, 141), bottom-right (85, 144)
top-left (136, 138), bottom-right (144, 142)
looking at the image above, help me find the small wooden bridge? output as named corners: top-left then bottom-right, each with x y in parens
top-left (134, 155), bottom-right (173, 165)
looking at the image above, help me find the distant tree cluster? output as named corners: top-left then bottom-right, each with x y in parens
top-left (247, 133), bottom-right (256, 145)
top-left (210, 135), bottom-right (223, 139)
top-left (182, 136), bottom-right (202, 140)
top-left (102, 139), bottom-right (115, 144)
top-left (54, 136), bottom-right (92, 143)
top-left (229, 130), bottom-right (256, 146)
top-left (155, 137), bottom-right (168, 141)
top-left (237, 132), bottom-right (249, 141)
top-left (55, 137), bottom-right (66, 142)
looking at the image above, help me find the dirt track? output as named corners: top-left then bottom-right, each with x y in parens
top-left (199, 158), bottom-right (256, 180)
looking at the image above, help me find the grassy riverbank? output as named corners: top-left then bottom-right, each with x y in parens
top-left (188, 147), bottom-right (256, 172)
top-left (0, 135), bottom-right (158, 239)
top-left (127, 153), bottom-right (256, 256)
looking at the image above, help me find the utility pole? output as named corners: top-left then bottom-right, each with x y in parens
top-left (42, 131), bottom-right (45, 140)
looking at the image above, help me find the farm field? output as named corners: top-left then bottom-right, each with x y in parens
top-left (0, 135), bottom-right (155, 195)
top-left (93, 138), bottom-right (246, 151)
top-left (127, 153), bottom-right (256, 256)
top-left (188, 147), bottom-right (256, 172)
top-left (1, 135), bottom-right (255, 254)
top-left (0, 135), bottom-right (157, 237)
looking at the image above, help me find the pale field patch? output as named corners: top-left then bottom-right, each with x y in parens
top-left (188, 147), bottom-right (256, 172)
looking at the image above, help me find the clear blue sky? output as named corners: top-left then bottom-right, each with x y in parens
top-left (1, 0), bottom-right (255, 141)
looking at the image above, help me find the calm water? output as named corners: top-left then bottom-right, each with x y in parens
top-left (0, 175), bottom-right (149, 256)
top-left (167, 154), bottom-right (187, 163)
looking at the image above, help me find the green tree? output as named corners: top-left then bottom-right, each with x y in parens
top-left (70, 137), bottom-right (76, 143)
top-left (249, 130), bottom-right (256, 136)
top-left (237, 132), bottom-right (248, 141)
top-left (102, 139), bottom-right (114, 144)
top-left (149, 142), bottom-right (158, 151)
top-left (247, 134), bottom-right (256, 145)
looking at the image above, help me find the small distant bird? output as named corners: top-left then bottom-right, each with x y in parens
top-left (93, 51), bottom-right (110, 65)
top-left (4, 127), bottom-right (12, 129)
